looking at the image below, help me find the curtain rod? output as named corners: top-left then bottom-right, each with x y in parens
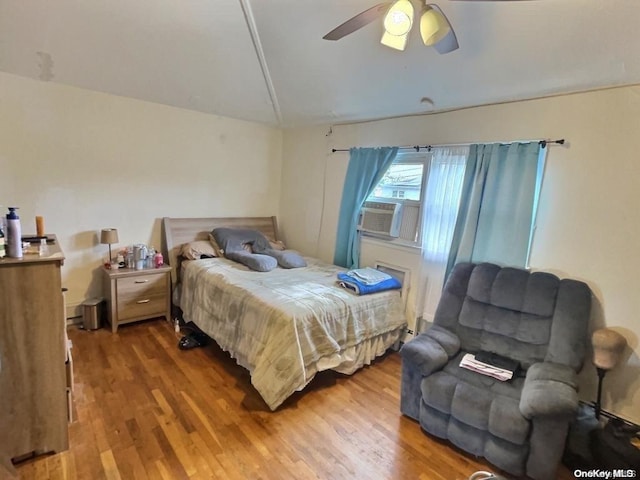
top-left (330, 138), bottom-right (565, 153)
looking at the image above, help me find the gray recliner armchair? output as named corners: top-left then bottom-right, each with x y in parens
top-left (400, 262), bottom-right (592, 480)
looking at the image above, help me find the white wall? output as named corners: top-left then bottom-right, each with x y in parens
top-left (280, 85), bottom-right (640, 424)
top-left (0, 72), bottom-right (283, 315)
top-left (3, 69), bottom-right (638, 423)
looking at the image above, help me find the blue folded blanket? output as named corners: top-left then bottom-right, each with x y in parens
top-left (337, 272), bottom-right (402, 295)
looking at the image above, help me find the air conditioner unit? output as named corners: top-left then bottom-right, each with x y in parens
top-left (358, 201), bottom-right (403, 237)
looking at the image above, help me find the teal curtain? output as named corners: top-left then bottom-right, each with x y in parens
top-left (334, 147), bottom-right (398, 268)
top-left (446, 142), bottom-right (542, 276)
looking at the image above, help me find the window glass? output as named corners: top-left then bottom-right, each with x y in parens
top-left (370, 163), bottom-right (423, 201)
top-left (363, 150), bottom-right (466, 245)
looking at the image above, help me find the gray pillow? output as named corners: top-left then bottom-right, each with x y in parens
top-left (265, 249), bottom-right (307, 269)
top-left (226, 251), bottom-right (277, 272)
top-left (211, 227), bottom-right (272, 255)
top-left (211, 227), bottom-right (306, 271)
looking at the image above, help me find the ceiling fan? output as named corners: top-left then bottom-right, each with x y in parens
top-left (323, 0), bottom-right (527, 54)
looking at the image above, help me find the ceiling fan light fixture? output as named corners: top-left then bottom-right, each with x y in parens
top-left (383, 0), bottom-right (414, 36)
top-left (420, 4), bottom-right (451, 46)
top-left (380, 30), bottom-right (409, 51)
top-left (381, 0), bottom-right (413, 51)
top-left (433, 28), bottom-right (459, 54)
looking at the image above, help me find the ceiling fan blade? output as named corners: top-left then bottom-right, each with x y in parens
top-left (323, 2), bottom-right (391, 41)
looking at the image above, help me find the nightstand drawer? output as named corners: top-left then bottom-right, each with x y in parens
top-left (116, 274), bottom-right (167, 321)
top-left (103, 265), bottom-right (171, 332)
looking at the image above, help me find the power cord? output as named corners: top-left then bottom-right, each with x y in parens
top-left (468, 472), bottom-right (508, 480)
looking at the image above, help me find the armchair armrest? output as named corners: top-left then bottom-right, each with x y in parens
top-left (400, 325), bottom-right (460, 376)
top-left (520, 362), bottom-right (579, 419)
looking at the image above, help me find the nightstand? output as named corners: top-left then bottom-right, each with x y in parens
top-left (102, 265), bottom-right (171, 333)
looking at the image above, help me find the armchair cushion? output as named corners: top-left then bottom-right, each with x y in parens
top-left (422, 354), bottom-right (530, 445)
top-left (519, 362), bottom-right (579, 419)
top-left (400, 326), bottom-right (460, 376)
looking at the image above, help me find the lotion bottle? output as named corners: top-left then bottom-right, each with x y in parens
top-left (6, 207), bottom-right (22, 258)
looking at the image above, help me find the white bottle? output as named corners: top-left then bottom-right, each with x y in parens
top-left (39, 238), bottom-right (48, 256)
top-left (0, 220), bottom-right (6, 259)
top-left (6, 207), bottom-right (22, 258)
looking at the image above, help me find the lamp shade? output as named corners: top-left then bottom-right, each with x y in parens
top-left (420, 5), bottom-right (450, 46)
top-left (381, 30), bottom-right (410, 51)
top-left (433, 27), bottom-right (459, 54)
top-left (100, 228), bottom-right (119, 245)
top-left (592, 328), bottom-right (627, 370)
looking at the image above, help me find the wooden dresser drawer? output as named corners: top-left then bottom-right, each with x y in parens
top-left (116, 273), bottom-right (168, 321)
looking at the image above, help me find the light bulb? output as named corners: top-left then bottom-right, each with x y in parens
top-left (383, 0), bottom-right (414, 36)
top-left (385, 11), bottom-right (412, 36)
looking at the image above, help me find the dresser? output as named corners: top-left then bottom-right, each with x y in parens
top-left (0, 236), bottom-right (68, 470)
top-left (102, 265), bottom-right (171, 332)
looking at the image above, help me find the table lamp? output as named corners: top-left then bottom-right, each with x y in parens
top-left (591, 328), bottom-right (627, 419)
top-left (100, 228), bottom-right (119, 263)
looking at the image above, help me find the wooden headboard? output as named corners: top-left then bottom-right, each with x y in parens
top-left (161, 216), bottom-right (279, 285)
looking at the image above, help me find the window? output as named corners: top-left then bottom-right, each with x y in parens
top-left (366, 149), bottom-right (467, 249)
top-left (366, 152), bottom-right (429, 243)
top-left (420, 153), bottom-right (466, 260)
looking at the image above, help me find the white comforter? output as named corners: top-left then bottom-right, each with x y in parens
top-left (179, 256), bottom-right (407, 410)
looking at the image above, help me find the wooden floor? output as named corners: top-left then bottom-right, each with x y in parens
top-left (12, 320), bottom-right (576, 480)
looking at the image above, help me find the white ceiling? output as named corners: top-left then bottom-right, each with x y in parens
top-left (1, 0), bottom-right (639, 128)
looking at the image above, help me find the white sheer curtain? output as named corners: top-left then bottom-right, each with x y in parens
top-left (417, 146), bottom-right (469, 328)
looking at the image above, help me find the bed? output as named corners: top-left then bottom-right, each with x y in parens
top-left (161, 216), bottom-right (407, 410)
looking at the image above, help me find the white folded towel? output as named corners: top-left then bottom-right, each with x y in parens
top-left (345, 267), bottom-right (392, 285)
